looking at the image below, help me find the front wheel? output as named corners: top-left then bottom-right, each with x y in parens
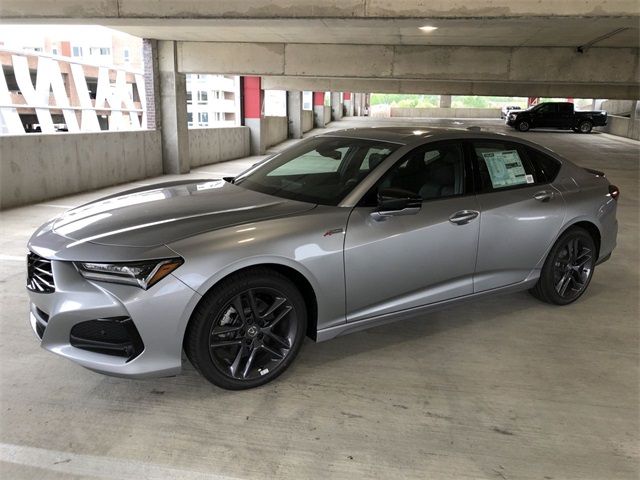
top-left (530, 227), bottom-right (596, 305)
top-left (185, 268), bottom-right (307, 389)
top-left (517, 120), bottom-right (530, 132)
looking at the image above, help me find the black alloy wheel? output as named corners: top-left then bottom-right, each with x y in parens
top-left (209, 288), bottom-right (296, 380)
top-left (517, 120), bottom-right (530, 132)
top-left (185, 269), bottom-right (306, 389)
top-left (531, 227), bottom-right (596, 305)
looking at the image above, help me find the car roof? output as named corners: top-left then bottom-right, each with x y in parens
top-left (316, 126), bottom-right (566, 162)
top-left (319, 126), bottom-right (514, 145)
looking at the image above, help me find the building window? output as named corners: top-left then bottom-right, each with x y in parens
top-left (187, 112), bottom-right (193, 126)
top-left (186, 91), bottom-right (192, 103)
top-left (198, 112), bottom-right (209, 126)
top-left (89, 47), bottom-right (111, 56)
top-left (197, 91), bottom-right (208, 104)
top-left (52, 48), bottom-right (58, 55)
top-left (123, 48), bottom-right (130, 63)
top-left (72, 46), bottom-right (83, 57)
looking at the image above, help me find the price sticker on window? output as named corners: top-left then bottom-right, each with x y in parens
top-left (481, 150), bottom-right (529, 188)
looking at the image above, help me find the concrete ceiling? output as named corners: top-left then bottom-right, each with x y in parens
top-left (102, 17), bottom-right (640, 48)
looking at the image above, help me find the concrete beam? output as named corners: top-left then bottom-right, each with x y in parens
top-left (176, 42), bottom-right (639, 90)
top-left (179, 42), bottom-right (284, 75)
top-left (262, 76), bottom-right (640, 100)
top-left (2, 0), bottom-right (638, 20)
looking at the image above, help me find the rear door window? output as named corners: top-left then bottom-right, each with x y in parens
top-left (472, 141), bottom-right (539, 193)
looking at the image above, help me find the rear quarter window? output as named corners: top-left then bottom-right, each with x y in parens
top-left (523, 147), bottom-right (562, 183)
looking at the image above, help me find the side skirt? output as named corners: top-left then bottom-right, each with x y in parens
top-left (315, 278), bottom-right (538, 342)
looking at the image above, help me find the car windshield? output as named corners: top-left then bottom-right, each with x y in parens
top-left (233, 136), bottom-right (400, 205)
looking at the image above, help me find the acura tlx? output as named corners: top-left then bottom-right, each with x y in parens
top-left (27, 128), bottom-right (618, 389)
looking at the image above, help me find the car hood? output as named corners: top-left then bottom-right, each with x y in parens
top-left (49, 179), bottom-right (316, 247)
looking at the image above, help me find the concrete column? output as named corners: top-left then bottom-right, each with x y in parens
top-left (243, 76), bottom-right (264, 155)
top-left (439, 95), bottom-right (452, 108)
top-left (330, 92), bottom-right (343, 121)
top-left (343, 92), bottom-right (353, 116)
top-left (628, 100), bottom-right (639, 139)
top-left (353, 93), bottom-right (362, 116)
top-left (313, 91), bottom-right (326, 127)
top-left (287, 91), bottom-right (303, 139)
top-left (157, 40), bottom-right (189, 174)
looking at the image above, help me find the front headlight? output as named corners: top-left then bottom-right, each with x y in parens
top-left (74, 258), bottom-right (183, 290)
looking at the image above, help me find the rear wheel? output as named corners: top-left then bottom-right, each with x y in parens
top-left (517, 120), bottom-right (530, 132)
top-left (530, 227), bottom-right (596, 305)
top-left (185, 268), bottom-right (307, 389)
top-left (577, 120), bottom-right (593, 133)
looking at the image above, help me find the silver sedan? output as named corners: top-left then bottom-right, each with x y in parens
top-left (27, 127), bottom-right (619, 389)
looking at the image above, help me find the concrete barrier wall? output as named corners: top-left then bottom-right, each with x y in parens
top-left (370, 105), bottom-right (391, 118)
top-left (1, 130), bottom-right (163, 210)
top-left (390, 107), bottom-right (501, 118)
top-left (600, 115), bottom-right (640, 141)
top-left (189, 126), bottom-right (250, 167)
top-left (599, 100), bottom-right (634, 116)
top-left (302, 110), bottom-right (314, 133)
top-left (263, 116), bottom-right (288, 150)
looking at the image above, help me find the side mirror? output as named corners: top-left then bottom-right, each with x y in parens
top-left (372, 188), bottom-right (422, 220)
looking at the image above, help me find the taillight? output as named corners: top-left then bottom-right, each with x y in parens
top-left (608, 184), bottom-right (620, 200)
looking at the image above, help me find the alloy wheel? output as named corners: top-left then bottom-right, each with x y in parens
top-left (208, 287), bottom-right (297, 380)
top-left (552, 237), bottom-right (594, 301)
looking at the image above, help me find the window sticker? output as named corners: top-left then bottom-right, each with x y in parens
top-left (481, 150), bottom-right (529, 188)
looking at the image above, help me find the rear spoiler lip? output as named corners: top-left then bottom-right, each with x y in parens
top-left (584, 167), bottom-right (605, 177)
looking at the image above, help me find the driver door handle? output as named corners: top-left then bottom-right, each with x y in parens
top-left (449, 210), bottom-right (479, 225)
top-left (533, 190), bottom-right (554, 202)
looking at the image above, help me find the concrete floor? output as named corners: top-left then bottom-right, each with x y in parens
top-left (1, 118), bottom-right (638, 479)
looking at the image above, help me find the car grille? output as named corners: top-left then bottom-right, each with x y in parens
top-left (27, 252), bottom-right (55, 293)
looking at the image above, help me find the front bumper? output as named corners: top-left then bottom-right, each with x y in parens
top-left (28, 259), bottom-right (201, 378)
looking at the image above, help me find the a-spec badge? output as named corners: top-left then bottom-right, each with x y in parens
top-left (323, 228), bottom-right (344, 237)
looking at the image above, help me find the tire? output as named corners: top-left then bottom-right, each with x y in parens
top-left (185, 268), bottom-right (307, 390)
top-left (530, 227), bottom-right (597, 305)
top-left (577, 120), bottom-right (593, 134)
top-left (517, 120), bottom-right (530, 132)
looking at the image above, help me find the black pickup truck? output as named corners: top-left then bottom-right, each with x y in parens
top-left (506, 102), bottom-right (607, 133)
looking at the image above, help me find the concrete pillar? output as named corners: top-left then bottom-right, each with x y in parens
top-left (439, 95), bottom-right (452, 108)
top-left (243, 76), bottom-right (264, 155)
top-left (313, 91), bottom-right (326, 127)
top-left (330, 92), bottom-right (343, 121)
top-left (353, 93), bottom-right (362, 116)
top-left (343, 92), bottom-right (353, 116)
top-left (628, 100), bottom-right (639, 139)
top-left (287, 91), bottom-right (303, 139)
top-left (157, 40), bottom-right (190, 174)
